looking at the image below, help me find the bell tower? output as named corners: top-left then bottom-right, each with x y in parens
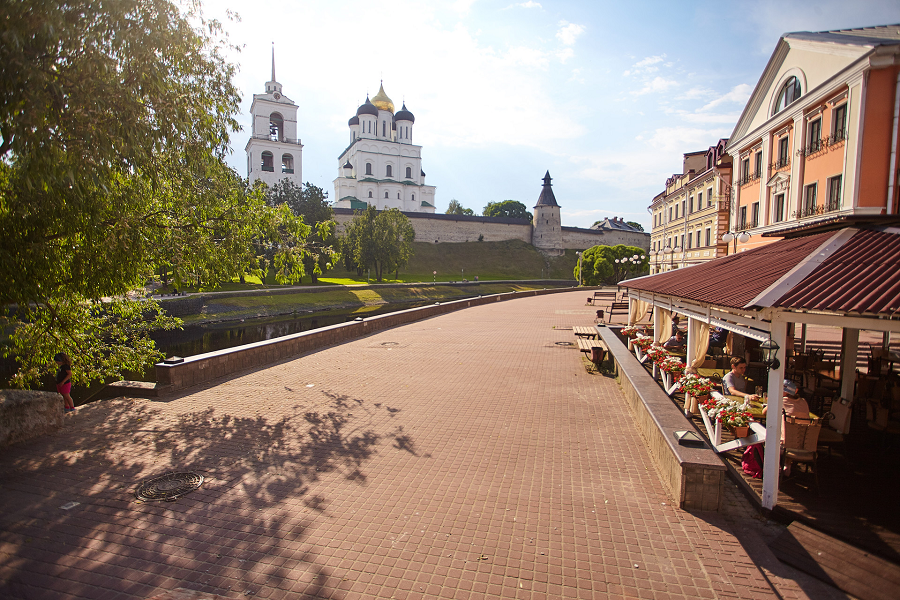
top-left (245, 45), bottom-right (303, 187)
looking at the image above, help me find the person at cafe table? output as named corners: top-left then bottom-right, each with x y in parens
top-left (722, 357), bottom-right (760, 401)
top-left (762, 380), bottom-right (810, 477)
top-left (663, 329), bottom-right (686, 351)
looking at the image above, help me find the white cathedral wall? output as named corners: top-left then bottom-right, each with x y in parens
top-left (248, 140), bottom-right (302, 187)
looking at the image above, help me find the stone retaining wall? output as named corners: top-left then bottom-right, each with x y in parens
top-left (156, 288), bottom-right (576, 392)
top-left (0, 390), bottom-right (64, 449)
top-left (598, 326), bottom-right (725, 511)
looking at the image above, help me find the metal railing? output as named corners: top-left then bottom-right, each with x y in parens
top-left (770, 157), bottom-right (790, 170)
top-left (250, 134), bottom-right (302, 145)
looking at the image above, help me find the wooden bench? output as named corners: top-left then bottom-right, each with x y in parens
top-left (572, 325), bottom-right (598, 339)
top-left (588, 291), bottom-right (617, 305)
top-left (577, 338), bottom-right (607, 370)
top-left (769, 521), bottom-right (900, 600)
top-left (606, 301), bottom-right (629, 322)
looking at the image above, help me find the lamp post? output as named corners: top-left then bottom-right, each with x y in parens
top-left (721, 231), bottom-right (750, 255)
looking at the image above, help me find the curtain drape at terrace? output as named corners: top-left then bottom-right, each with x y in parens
top-left (690, 319), bottom-right (710, 369)
top-left (656, 308), bottom-right (672, 344)
top-left (628, 298), bottom-right (649, 326)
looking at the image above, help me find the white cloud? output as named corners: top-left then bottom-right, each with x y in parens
top-left (647, 126), bottom-right (731, 155)
top-left (505, 1), bottom-right (542, 8)
top-left (699, 83), bottom-right (753, 111)
top-left (556, 21), bottom-right (585, 46)
top-left (624, 54), bottom-right (666, 77)
top-left (633, 77), bottom-right (678, 96)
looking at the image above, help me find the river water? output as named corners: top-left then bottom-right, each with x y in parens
top-left (2, 301), bottom-right (431, 400)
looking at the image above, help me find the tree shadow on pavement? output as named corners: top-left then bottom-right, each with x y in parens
top-left (0, 389), bottom-right (417, 599)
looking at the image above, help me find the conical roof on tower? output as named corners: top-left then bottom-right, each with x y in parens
top-left (371, 82), bottom-right (395, 113)
top-left (535, 171), bottom-right (559, 207)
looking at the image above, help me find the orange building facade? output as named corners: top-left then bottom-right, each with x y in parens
top-left (725, 26), bottom-right (900, 252)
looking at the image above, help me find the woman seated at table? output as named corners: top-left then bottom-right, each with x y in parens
top-left (722, 357), bottom-right (760, 401)
top-left (762, 380), bottom-right (810, 477)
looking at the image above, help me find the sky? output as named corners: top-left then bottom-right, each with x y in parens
top-left (202, 0), bottom-right (900, 230)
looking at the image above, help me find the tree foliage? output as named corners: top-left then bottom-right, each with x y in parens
top-left (446, 199), bottom-right (474, 216)
top-left (0, 0), bottom-right (319, 387)
top-left (575, 245), bottom-right (648, 286)
top-left (626, 221), bottom-right (645, 232)
top-left (266, 180), bottom-right (338, 283)
top-left (340, 207), bottom-right (415, 282)
top-left (483, 200), bottom-right (532, 222)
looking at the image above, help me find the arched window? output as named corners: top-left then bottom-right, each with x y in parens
top-left (773, 76), bottom-right (802, 115)
top-left (269, 113), bottom-right (284, 141)
top-left (405, 166), bottom-right (412, 178)
top-left (368, 190), bottom-right (373, 198)
top-left (382, 121), bottom-right (386, 137)
top-left (386, 165), bottom-right (393, 177)
top-left (281, 154), bottom-right (294, 174)
top-left (365, 163), bottom-right (372, 175)
top-left (384, 191), bottom-right (389, 198)
top-left (397, 192), bottom-right (401, 199)
top-left (261, 151), bottom-right (274, 172)
top-left (412, 194), bottom-right (415, 201)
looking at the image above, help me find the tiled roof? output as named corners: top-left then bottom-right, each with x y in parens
top-left (775, 228), bottom-right (900, 315)
top-left (623, 228), bottom-right (900, 316)
top-left (622, 231), bottom-right (836, 309)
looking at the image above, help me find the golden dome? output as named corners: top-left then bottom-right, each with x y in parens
top-left (370, 82), bottom-right (394, 113)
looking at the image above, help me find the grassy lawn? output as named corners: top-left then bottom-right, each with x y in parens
top-left (161, 240), bottom-right (579, 293)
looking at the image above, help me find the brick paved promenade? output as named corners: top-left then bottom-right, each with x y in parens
top-left (0, 291), bottom-right (834, 599)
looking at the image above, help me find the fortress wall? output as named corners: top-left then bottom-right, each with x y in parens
top-left (333, 209), bottom-right (650, 251)
top-left (561, 227), bottom-right (651, 251)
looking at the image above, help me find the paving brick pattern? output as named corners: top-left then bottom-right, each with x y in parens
top-left (0, 291), bottom-right (798, 599)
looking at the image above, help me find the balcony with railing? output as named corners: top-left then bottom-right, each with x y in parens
top-left (791, 200), bottom-right (841, 220)
top-left (738, 217), bottom-right (758, 231)
top-left (738, 172), bottom-right (761, 187)
top-left (770, 156), bottom-right (790, 171)
top-left (251, 134), bottom-right (302, 145)
top-left (796, 128), bottom-right (849, 158)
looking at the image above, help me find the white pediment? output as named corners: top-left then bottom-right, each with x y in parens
top-left (766, 171), bottom-right (791, 192)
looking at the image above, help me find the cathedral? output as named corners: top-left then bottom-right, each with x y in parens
top-left (332, 83), bottom-right (437, 213)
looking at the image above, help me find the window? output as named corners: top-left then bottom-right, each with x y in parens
top-left (689, 196), bottom-right (693, 214)
top-left (384, 191), bottom-right (389, 199)
top-left (680, 234), bottom-right (685, 250)
top-left (397, 192), bottom-right (401, 199)
top-left (386, 165), bottom-right (392, 177)
top-left (803, 183), bottom-right (817, 217)
top-left (697, 192), bottom-right (703, 208)
top-left (281, 154), bottom-right (294, 174)
top-left (669, 207), bottom-right (673, 221)
top-left (705, 227), bottom-right (711, 246)
top-left (261, 151), bottom-right (274, 172)
top-left (707, 187), bottom-right (713, 207)
top-left (269, 113), bottom-right (284, 141)
top-left (832, 104), bottom-right (847, 142)
top-left (827, 176), bottom-right (842, 212)
top-left (406, 166), bottom-right (412, 178)
top-left (687, 232), bottom-right (692, 249)
top-left (739, 205), bottom-right (748, 230)
top-left (755, 151), bottom-right (763, 178)
top-left (751, 202), bottom-right (759, 228)
top-left (773, 193), bottom-right (785, 223)
top-left (776, 136), bottom-right (790, 168)
top-left (365, 163), bottom-right (372, 175)
top-left (368, 190), bottom-right (373, 198)
top-left (382, 121), bottom-right (386, 137)
top-left (741, 157), bottom-right (750, 184)
top-left (696, 230), bottom-right (701, 248)
top-left (411, 194), bottom-right (415, 201)
top-left (773, 76), bottom-right (802, 115)
top-left (681, 200), bottom-right (685, 216)
top-left (808, 118), bottom-right (822, 153)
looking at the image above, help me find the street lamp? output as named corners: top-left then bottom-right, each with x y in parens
top-left (722, 231), bottom-right (750, 255)
top-left (760, 338), bottom-right (781, 370)
top-left (662, 245), bottom-right (672, 271)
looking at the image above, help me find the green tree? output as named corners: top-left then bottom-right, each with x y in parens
top-left (575, 245), bottom-right (648, 285)
top-left (0, 0), bottom-right (317, 387)
top-left (626, 221), bottom-right (645, 232)
top-left (484, 200), bottom-right (532, 223)
top-left (341, 207), bottom-right (415, 282)
top-left (266, 180), bottom-right (338, 283)
top-left (446, 199), bottom-right (474, 216)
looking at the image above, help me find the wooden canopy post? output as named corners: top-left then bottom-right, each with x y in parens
top-left (841, 328), bottom-right (859, 402)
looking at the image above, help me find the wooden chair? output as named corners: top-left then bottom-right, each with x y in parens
top-left (818, 397), bottom-right (853, 458)
top-left (782, 415), bottom-right (822, 492)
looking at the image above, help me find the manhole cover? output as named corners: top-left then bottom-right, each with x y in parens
top-left (555, 341), bottom-right (574, 346)
top-left (135, 472), bottom-right (204, 502)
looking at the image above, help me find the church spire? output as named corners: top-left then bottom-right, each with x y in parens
top-left (271, 43), bottom-right (276, 82)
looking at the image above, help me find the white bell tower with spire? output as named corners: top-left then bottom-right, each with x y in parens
top-left (245, 45), bottom-right (303, 187)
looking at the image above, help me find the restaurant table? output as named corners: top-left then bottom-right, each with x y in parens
top-left (696, 367), bottom-right (726, 380)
